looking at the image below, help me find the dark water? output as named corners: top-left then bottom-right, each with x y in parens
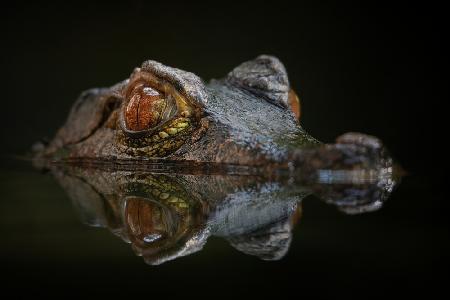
top-left (0, 158), bottom-right (446, 297)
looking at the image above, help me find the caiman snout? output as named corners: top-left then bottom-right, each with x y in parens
top-left (282, 131), bottom-right (392, 178)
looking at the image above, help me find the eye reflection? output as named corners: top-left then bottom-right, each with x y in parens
top-left (143, 233), bottom-right (162, 243)
top-left (124, 197), bottom-right (178, 244)
top-left (52, 165), bottom-right (396, 266)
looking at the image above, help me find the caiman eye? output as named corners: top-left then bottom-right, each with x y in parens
top-left (125, 83), bottom-right (170, 131)
top-left (120, 71), bottom-right (196, 136)
top-left (117, 67), bottom-right (205, 156)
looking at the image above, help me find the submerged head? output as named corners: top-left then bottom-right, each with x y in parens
top-left (36, 55), bottom-right (394, 178)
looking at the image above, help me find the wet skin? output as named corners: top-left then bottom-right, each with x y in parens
top-left (35, 55), bottom-right (393, 175)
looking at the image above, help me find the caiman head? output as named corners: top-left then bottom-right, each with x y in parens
top-left (37, 55), bottom-right (392, 174)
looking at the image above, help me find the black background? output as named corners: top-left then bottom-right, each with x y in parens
top-left (1, 1), bottom-right (447, 298)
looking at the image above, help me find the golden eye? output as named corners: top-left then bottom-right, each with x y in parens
top-left (120, 72), bottom-right (196, 136)
top-left (125, 83), bottom-right (167, 131)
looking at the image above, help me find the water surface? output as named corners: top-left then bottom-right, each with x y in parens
top-left (1, 159), bottom-right (444, 296)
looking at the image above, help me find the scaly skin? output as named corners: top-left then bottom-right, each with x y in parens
top-left (35, 55), bottom-right (393, 174)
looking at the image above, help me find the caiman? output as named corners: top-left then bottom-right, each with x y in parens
top-left (34, 55), bottom-right (393, 177)
top-left (33, 55), bottom-right (398, 264)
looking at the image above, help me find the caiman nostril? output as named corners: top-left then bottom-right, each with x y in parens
top-left (125, 85), bottom-right (166, 131)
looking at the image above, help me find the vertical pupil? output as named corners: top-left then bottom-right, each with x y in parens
top-left (125, 84), bottom-right (165, 131)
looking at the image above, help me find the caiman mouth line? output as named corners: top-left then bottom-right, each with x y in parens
top-left (47, 155), bottom-right (398, 185)
top-left (49, 157), bottom-right (275, 176)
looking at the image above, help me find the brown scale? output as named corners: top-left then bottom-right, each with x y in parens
top-left (125, 83), bottom-right (166, 131)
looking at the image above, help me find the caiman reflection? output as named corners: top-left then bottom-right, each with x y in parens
top-left (51, 164), bottom-right (397, 265)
